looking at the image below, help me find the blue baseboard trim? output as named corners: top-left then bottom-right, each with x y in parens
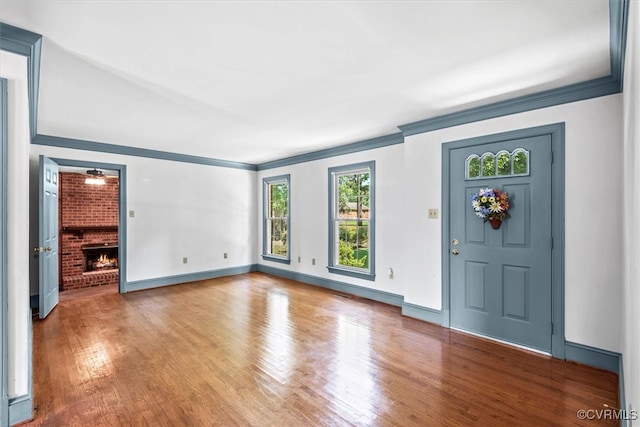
top-left (401, 302), bottom-right (442, 325)
top-left (564, 341), bottom-right (621, 373)
top-left (256, 264), bottom-right (404, 307)
top-left (8, 393), bottom-right (32, 425)
top-left (619, 355), bottom-right (626, 421)
top-left (124, 265), bottom-right (257, 293)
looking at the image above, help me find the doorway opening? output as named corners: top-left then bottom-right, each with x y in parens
top-left (55, 159), bottom-right (126, 301)
top-left (58, 166), bottom-right (120, 302)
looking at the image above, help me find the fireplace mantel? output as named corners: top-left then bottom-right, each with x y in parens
top-left (62, 225), bottom-right (118, 238)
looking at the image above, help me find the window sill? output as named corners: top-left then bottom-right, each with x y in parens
top-left (327, 266), bottom-right (375, 281)
top-left (261, 255), bottom-right (291, 265)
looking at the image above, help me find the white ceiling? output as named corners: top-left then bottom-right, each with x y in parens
top-left (1, 1), bottom-right (611, 164)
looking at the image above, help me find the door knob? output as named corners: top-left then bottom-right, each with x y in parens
top-left (451, 249), bottom-right (460, 255)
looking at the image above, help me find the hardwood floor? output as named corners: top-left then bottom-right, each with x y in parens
top-left (58, 282), bottom-right (118, 303)
top-left (23, 273), bottom-right (618, 426)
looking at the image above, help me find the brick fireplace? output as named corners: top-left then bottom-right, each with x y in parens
top-left (60, 172), bottom-right (119, 291)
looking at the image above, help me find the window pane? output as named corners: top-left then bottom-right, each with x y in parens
top-left (269, 218), bottom-right (288, 256)
top-left (497, 152), bottom-right (511, 175)
top-left (337, 173), bottom-right (370, 220)
top-left (467, 156), bottom-right (480, 178)
top-left (513, 151), bottom-right (528, 174)
top-left (270, 183), bottom-right (288, 217)
top-left (481, 154), bottom-right (495, 177)
top-left (337, 221), bottom-right (369, 269)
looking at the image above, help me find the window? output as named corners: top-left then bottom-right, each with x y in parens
top-left (466, 148), bottom-right (529, 180)
top-left (328, 162), bottom-right (375, 280)
top-left (263, 175), bottom-right (290, 264)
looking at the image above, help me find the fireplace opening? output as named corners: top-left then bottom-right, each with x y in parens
top-left (82, 243), bottom-right (118, 273)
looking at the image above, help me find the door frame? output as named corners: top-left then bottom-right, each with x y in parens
top-left (1, 78), bottom-right (9, 425)
top-left (51, 158), bottom-right (127, 293)
top-left (441, 123), bottom-right (565, 359)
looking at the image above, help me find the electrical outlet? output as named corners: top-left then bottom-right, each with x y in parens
top-left (182, 257), bottom-right (188, 264)
top-left (129, 210), bottom-right (135, 218)
top-left (312, 258), bottom-right (316, 265)
top-left (224, 252), bottom-right (228, 259)
top-left (298, 256), bottom-right (301, 263)
top-left (428, 208), bottom-right (439, 219)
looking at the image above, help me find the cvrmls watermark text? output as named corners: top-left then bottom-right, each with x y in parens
top-left (577, 408), bottom-right (638, 421)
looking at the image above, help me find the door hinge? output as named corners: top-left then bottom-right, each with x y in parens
top-left (551, 322), bottom-right (554, 334)
top-left (551, 151), bottom-right (554, 164)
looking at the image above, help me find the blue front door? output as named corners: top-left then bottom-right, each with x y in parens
top-left (448, 134), bottom-right (553, 353)
top-left (38, 155), bottom-right (59, 319)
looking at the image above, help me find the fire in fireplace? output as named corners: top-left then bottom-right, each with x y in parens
top-left (82, 243), bottom-right (118, 272)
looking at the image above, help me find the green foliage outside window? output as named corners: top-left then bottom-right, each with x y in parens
top-left (336, 172), bottom-right (370, 269)
top-left (513, 151), bottom-right (528, 174)
top-left (468, 157), bottom-right (480, 178)
top-left (268, 182), bottom-right (288, 257)
top-left (497, 152), bottom-right (511, 175)
top-left (482, 154), bottom-right (495, 177)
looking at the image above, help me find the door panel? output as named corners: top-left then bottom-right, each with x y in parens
top-left (449, 135), bottom-right (552, 352)
top-left (38, 155), bottom-right (59, 319)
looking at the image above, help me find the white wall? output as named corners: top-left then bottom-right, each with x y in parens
top-left (622, 0), bottom-right (639, 415)
top-left (257, 144), bottom-right (407, 297)
top-left (1, 50), bottom-right (31, 398)
top-left (258, 93), bottom-right (624, 354)
top-left (28, 145), bottom-right (257, 294)
top-left (404, 94), bottom-right (623, 353)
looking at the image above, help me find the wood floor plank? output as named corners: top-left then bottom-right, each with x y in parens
top-left (21, 272), bottom-right (618, 426)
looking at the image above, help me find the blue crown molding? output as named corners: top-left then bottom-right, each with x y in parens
top-left (398, 0), bottom-right (629, 137)
top-left (32, 134), bottom-right (257, 170)
top-left (399, 77), bottom-right (619, 136)
top-left (609, 0), bottom-right (629, 85)
top-left (257, 132), bottom-right (404, 171)
top-left (1, 0), bottom-right (631, 168)
top-left (0, 22), bottom-right (42, 139)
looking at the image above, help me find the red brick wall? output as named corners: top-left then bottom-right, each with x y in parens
top-left (60, 173), bottom-right (119, 227)
top-left (59, 172), bottom-right (119, 290)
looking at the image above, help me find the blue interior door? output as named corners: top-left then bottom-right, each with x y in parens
top-left (38, 155), bottom-right (59, 319)
top-left (449, 135), bottom-right (553, 353)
